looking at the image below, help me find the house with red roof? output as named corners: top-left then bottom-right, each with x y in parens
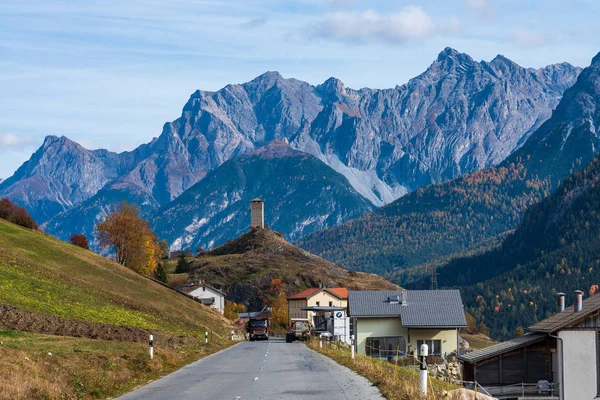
top-left (287, 288), bottom-right (350, 341)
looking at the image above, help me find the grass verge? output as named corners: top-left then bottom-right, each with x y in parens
top-left (307, 340), bottom-right (458, 400)
top-left (0, 329), bottom-right (233, 400)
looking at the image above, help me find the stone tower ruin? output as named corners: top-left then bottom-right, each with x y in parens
top-left (250, 198), bottom-right (264, 229)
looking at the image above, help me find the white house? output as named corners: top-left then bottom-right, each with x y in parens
top-left (349, 290), bottom-right (467, 359)
top-left (187, 284), bottom-right (225, 314)
top-left (461, 290), bottom-right (600, 400)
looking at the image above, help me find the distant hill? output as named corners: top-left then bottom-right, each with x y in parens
top-left (299, 51), bottom-right (600, 277)
top-left (418, 155), bottom-right (600, 340)
top-left (173, 227), bottom-right (398, 309)
top-left (0, 218), bottom-right (231, 341)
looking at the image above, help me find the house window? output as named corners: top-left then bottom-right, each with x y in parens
top-left (416, 339), bottom-right (442, 356)
top-left (329, 301), bottom-right (333, 307)
top-left (366, 337), bottom-right (406, 358)
top-left (316, 301), bottom-right (320, 306)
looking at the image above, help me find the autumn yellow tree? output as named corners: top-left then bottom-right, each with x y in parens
top-left (263, 279), bottom-right (288, 329)
top-left (96, 202), bottom-right (161, 276)
top-left (224, 301), bottom-right (248, 321)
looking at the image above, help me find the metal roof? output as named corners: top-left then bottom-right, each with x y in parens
top-left (459, 333), bottom-right (547, 363)
top-left (528, 293), bottom-right (600, 333)
top-left (348, 290), bottom-right (467, 328)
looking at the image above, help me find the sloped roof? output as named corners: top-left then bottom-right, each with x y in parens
top-left (287, 287), bottom-right (348, 300)
top-left (348, 290), bottom-right (467, 328)
top-left (529, 292), bottom-right (600, 333)
top-left (459, 333), bottom-right (547, 363)
top-left (185, 284), bottom-right (226, 297)
top-left (287, 288), bottom-right (320, 300)
top-left (327, 288), bottom-right (348, 299)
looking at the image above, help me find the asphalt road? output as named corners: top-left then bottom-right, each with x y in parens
top-left (118, 338), bottom-right (384, 400)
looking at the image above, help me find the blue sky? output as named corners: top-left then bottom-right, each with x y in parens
top-left (1, 0), bottom-right (599, 178)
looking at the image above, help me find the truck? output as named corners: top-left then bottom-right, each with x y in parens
top-left (285, 318), bottom-right (311, 342)
top-left (247, 317), bottom-right (270, 341)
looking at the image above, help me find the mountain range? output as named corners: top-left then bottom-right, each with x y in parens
top-left (0, 48), bottom-right (582, 250)
top-left (299, 51), bottom-right (600, 279)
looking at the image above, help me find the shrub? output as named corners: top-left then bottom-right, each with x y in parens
top-left (70, 234), bottom-right (89, 250)
top-left (0, 198), bottom-right (38, 230)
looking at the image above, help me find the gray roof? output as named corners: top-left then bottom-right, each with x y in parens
top-left (528, 293), bottom-right (600, 333)
top-left (459, 333), bottom-right (547, 363)
top-left (349, 290), bottom-right (467, 328)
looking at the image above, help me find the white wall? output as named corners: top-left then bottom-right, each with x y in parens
top-left (559, 330), bottom-right (597, 400)
top-left (189, 286), bottom-right (224, 314)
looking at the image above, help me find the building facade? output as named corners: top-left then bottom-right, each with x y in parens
top-left (187, 284), bottom-right (226, 314)
top-left (349, 290), bottom-right (466, 359)
top-left (287, 288), bottom-right (348, 321)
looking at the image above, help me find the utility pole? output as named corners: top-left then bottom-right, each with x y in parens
top-left (430, 266), bottom-right (438, 290)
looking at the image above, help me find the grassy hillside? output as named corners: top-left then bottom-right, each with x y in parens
top-left (0, 218), bottom-right (230, 337)
top-left (170, 228), bottom-right (398, 309)
top-left (0, 218), bottom-right (233, 399)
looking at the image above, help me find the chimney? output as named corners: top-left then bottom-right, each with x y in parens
top-left (574, 290), bottom-right (583, 312)
top-left (250, 198), bottom-right (265, 229)
top-left (400, 290), bottom-right (408, 306)
top-left (557, 292), bottom-right (566, 312)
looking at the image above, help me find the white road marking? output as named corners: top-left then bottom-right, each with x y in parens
top-left (254, 377), bottom-right (259, 381)
top-left (260, 367), bottom-right (264, 371)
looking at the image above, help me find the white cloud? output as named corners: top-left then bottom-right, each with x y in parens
top-left (311, 7), bottom-right (460, 45)
top-left (463, 0), bottom-right (495, 20)
top-left (0, 133), bottom-right (36, 150)
top-left (511, 29), bottom-right (555, 48)
top-left (464, 0), bottom-right (488, 10)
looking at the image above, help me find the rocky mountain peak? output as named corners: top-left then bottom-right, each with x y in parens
top-left (248, 71), bottom-right (284, 88)
top-left (592, 51), bottom-right (600, 66)
top-left (437, 47), bottom-right (460, 60)
top-left (319, 77), bottom-right (346, 94)
top-left (41, 135), bottom-right (79, 150)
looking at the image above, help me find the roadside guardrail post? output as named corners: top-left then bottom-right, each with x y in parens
top-left (149, 334), bottom-right (154, 359)
top-left (205, 331), bottom-right (208, 344)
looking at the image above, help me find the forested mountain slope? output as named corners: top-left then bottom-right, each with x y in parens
top-left (419, 155), bottom-right (600, 339)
